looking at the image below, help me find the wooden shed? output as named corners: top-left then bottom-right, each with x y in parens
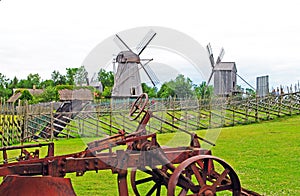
top-left (213, 62), bottom-right (237, 96)
top-left (7, 88), bottom-right (44, 103)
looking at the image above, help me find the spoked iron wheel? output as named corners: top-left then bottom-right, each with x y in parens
top-left (131, 165), bottom-right (172, 196)
top-left (167, 155), bottom-right (241, 196)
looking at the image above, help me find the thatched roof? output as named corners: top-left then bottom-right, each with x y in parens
top-left (7, 89), bottom-right (44, 103)
top-left (58, 89), bottom-right (93, 101)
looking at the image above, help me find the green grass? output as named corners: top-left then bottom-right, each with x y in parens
top-left (1, 115), bottom-right (300, 195)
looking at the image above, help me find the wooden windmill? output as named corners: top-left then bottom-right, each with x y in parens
top-left (111, 30), bottom-right (159, 97)
top-left (206, 43), bottom-right (255, 96)
top-left (206, 44), bottom-right (237, 96)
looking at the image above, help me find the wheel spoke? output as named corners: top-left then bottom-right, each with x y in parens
top-left (191, 164), bottom-right (205, 187)
top-left (146, 183), bottom-right (158, 196)
top-left (156, 184), bottom-right (161, 196)
top-left (202, 158), bottom-right (209, 184)
top-left (179, 188), bottom-right (188, 196)
top-left (135, 176), bottom-right (154, 185)
top-left (212, 168), bottom-right (230, 190)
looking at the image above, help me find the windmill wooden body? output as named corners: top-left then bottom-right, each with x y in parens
top-left (112, 31), bottom-right (159, 97)
top-left (206, 43), bottom-right (255, 96)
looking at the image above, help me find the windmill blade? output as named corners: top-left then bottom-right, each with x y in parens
top-left (136, 30), bottom-right (156, 55)
top-left (216, 47), bottom-right (225, 64)
top-left (206, 69), bottom-right (215, 86)
top-left (206, 43), bottom-right (215, 68)
top-left (114, 34), bottom-right (133, 52)
top-left (138, 60), bottom-right (159, 86)
top-left (90, 72), bottom-right (97, 84)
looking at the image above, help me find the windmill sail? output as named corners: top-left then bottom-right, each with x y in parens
top-left (139, 60), bottom-right (159, 86)
top-left (136, 30), bottom-right (156, 55)
top-left (216, 47), bottom-right (225, 64)
top-left (114, 34), bottom-right (133, 52)
top-left (206, 43), bottom-right (215, 68)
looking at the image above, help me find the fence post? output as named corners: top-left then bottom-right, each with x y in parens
top-left (255, 96), bottom-right (258, 121)
top-left (110, 98), bottom-right (112, 136)
top-left (22, 101), bottom-right (29, 145)
top-left (50, 102), bottom-right (54, 140)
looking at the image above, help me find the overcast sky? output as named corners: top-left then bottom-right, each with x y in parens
top-left (1, 0), bottom-right (300, 90)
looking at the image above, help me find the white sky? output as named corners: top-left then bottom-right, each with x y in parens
top-left (1, 0), bottom-right (300, 90)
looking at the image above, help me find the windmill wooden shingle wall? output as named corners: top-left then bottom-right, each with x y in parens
top-left (214, 62), bottom-right (237, 96)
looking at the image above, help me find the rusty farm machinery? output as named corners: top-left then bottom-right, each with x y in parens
top-left (0, 93), bottom-right (260, 195)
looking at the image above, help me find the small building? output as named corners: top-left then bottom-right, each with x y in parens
top-left (7, 88), bottom-right (44, 103)
top-left (256, 75), bottom-right (269, 97)
top-left (213, 62), bottom-right (237, 96)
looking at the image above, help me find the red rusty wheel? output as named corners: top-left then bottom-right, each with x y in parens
top-left (167, 155), bottom-right (241, 196)
top-left (131, 166), bottom-right (171, 196)
top-left (129, 93), bottom-right (149, 120)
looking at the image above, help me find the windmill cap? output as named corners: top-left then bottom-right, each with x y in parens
top-left (116, 51), bottom-right (140, 63)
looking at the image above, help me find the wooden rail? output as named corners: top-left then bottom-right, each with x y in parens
top-left (1, 92), bottom-right (300, 146)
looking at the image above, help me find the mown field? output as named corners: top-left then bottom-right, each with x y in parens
top-left (58, 115), bottom-right (300, 195)
top-left (1, 115), bottom-right (300, 195)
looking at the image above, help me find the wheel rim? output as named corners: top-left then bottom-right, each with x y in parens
top-left (167, 155), bottom-right (241, 196)
top-left (129, 93), bottom-right (149, 120)
top-left (131, 166), bottom-right (170, 196)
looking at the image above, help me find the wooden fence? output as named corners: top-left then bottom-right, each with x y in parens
top-left (1, 91), bottom-right (300, 147)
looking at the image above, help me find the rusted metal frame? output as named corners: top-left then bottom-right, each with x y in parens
top-left (0, 143), bottom-right (54, 164)
top-left (0, 143), bottom-right (53, 151)
top-left (0, 146), bottom-right (207, 178)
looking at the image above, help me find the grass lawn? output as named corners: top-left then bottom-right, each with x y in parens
top-left (2, 115), bottom-right (300, 195)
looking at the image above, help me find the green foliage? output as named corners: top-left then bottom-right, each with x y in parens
top-left (157, 74), bottom-right (195, 98)
top-left (141, 83), bottom-right (157, 98)
top-left (66, 68), bottom-right (78, 85)
top-left (40, 79), bottom-right (54, 88)
top-left (98, 68), bottom-right (114, 89)
top-left (55, 84), bottom-right (94, 92)
top-left (19, 90), bottom-right (33, 101)
top-left (75, 66), bottom-right (88, 86)
top-left (17, 73), bottom-right (41, 89)
top-left (0, 73), bottom-right (12, 99)
top-left (194, 81), bottom-right (213, 99)
top-left (246, 88), bottom-right (255, 95)
top-left (40, 86), bottom-right (59, 102)
top-left (52, 70), bottom-right (67, 86)
top-left (102, 86), bottom-right (112, 97)
top-left (157, 83), bottom-right (174, 98)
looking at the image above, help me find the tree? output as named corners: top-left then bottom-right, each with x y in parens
top-left (102, 86), bottom-right (112, 97)
top-left (98, 68), bottom-right (114, 89)
top-left (246, 88), bottom-right (255, 96)
top-left (66, 68), bottom-right (78, 85)
top-left (173, 74), bottom-right (194, 98)
top-left (40, 86), bottom-right (59, 102)
top-left (51, 70), bottom-right (67, 86)
top-left (0, 73), bottom-right (12, 99)
top-left (40, 79), bottom-right (54, 88)
top-left (27, 73), bottom-right (41, 88)
top-left (17, 73), bottom-right (41, 89)
top-left (142, 83), bottom-right (157, 98)
top-left (75, 66), bottom-right (88, 86)
top-left (157, 83), bottom-right (175, 98)
top-left (97, 68), bottom-right (114, 97)
top-left (194, 81), bottom-right (213, 99)
top-left (157, 74), bottom-right (195, 98)
top-left (19, 90), bottom-right (33, 101)
top-left (8, 76), bottom-right (18, 89)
